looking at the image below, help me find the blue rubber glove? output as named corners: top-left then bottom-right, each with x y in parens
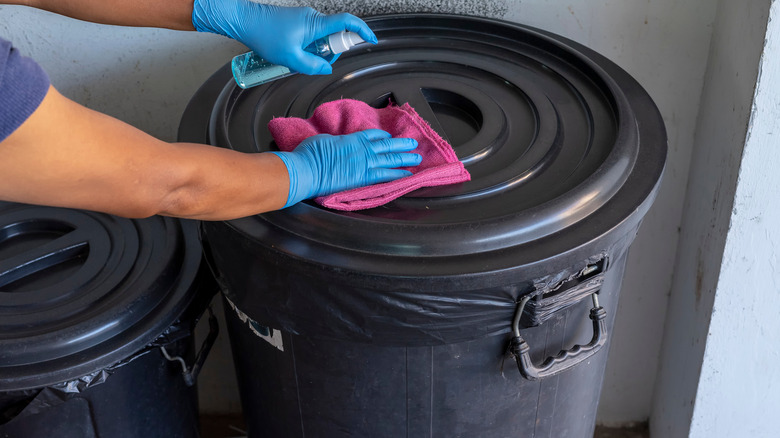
top-left (270, 129), bottom-right (422, 208)
top-left (192, 1), bottom-right (377, 75)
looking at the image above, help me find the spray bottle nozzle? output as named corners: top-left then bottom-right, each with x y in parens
top-left (327, 31), bottom-right (366, 54)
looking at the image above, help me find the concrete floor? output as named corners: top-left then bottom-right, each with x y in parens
top-left (200, 416), bottom-right (650, 438)
top-left (594, 423), bottom-right (650, 438)
top-left (200, 416), bottom-right (245, 438)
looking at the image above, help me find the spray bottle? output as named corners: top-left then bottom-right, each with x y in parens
top-left (231, 31), bottom-right (366, 89)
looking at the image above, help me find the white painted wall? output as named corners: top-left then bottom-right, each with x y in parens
top-left (0, 0), bottom-right (721, 424)
top-left (690, 3), bottom-right (780, 430)
top-left (651, 0), bottom-right (779, 436)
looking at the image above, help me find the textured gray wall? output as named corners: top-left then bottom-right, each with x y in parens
top-left (265, 0), bottom-right (508, 17)
top-left (261, 0), bottom-right (510, 18)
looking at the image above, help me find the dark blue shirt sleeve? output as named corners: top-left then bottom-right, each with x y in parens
top-left (0, 36), bottom-right (50, 142)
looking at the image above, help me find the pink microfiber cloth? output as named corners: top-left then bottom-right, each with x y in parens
top-left (268, 99), bottom-right (471, 211)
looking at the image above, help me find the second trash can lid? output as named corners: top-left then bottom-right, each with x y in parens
top-left (180, 13), bottom-right (666, 273)
top-left (0, 202), bottom-right (208, 391)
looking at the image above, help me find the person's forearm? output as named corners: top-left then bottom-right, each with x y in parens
top-left (3, 0), bottom-right (195, 31)
top-left (0, 86), bottom-right (288, 220)
top-left (155, 142), bottom-right (289, 220)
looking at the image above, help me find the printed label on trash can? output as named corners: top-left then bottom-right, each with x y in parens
top-left (224, 296), bottom-right (284, 352)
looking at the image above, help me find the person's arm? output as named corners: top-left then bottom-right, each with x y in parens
top-left (0, 85), bottom-right (421, 220)
top-left (2, 0), bottom-right (195, 30)
top-left (0, 85), bottom-right (288, 219)
top-left (0, 3), bottom-right (415, 219)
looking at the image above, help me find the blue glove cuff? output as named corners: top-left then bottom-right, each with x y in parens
top-left (191, 0), bottom-right (209, 33)
top-left (191, 0), bottom-right (233, 37)
top-left (269, 151), bottom-right (304, 209)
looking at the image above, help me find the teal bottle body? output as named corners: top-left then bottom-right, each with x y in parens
top-left (231, 38), bottom-right (335, 89)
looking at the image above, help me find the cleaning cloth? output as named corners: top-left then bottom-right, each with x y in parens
top-left (268, 99), bottom-right (471, 211)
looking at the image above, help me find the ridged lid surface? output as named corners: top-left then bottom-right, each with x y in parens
top-left (180, 14), bottom-right (666, 272)
top-left (0, 202), bottom-right (204, 390)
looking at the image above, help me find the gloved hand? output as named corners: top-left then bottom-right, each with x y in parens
top-left (192, 0), bottom-right (377, 75)
top-left (270, 129), bottom-right (422, 208)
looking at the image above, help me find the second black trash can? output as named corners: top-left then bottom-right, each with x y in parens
top-left (0, 202), bottom-right (217, 438)
top-left (179, 14), bottom-right (667, 438)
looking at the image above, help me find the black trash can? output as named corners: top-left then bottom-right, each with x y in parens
top-left (0, 202), bottom-right (218, 438)
top-left (179, 14), bottom-right (666, 438)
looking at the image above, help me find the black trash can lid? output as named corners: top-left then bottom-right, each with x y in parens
top-left (0, 202), bottom-right (205, 391)
top-left (180, 14), bottom-right (666, 272)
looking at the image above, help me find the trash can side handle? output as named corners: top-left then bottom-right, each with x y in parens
top-left (160, 306), bottom-right (219, 387)
top-left (509, 293), bottom-right (608, 381)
